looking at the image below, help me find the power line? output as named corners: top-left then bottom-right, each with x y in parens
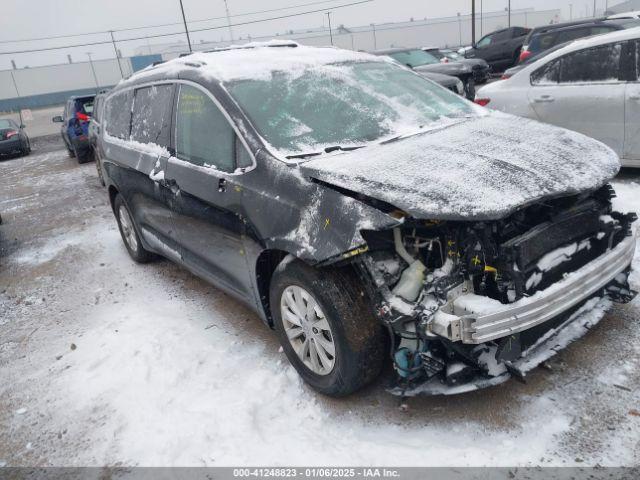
top-left (0, 0), bottom-right (352, 44)
top-left (0, 0), bottom-right (372, 56)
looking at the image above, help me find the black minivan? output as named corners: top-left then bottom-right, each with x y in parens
top-left (99, 42), bottom-right (635, 397)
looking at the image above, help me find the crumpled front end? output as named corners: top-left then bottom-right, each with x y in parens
top-left (345, 184), bottom-right (637, 395)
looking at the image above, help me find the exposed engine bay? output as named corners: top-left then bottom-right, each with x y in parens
top-left (348, 184), bottom-right (638, 395)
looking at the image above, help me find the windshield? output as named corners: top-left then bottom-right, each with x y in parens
top-left (388, 50), bottom-right (440, 68)
top-left (226, 61), bottom-right (475, 157)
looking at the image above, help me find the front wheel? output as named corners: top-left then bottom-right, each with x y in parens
top-left (270, 258), bottom-right (386, 397)
top-left (464, 77), bottom-right (475, 100)
top-left (114, 194), bottom-right (154, 263)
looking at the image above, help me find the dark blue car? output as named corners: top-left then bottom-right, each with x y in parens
top-left (53, 95), bottom-right (95, 163)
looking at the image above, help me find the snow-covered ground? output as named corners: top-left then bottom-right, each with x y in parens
top-left (1, 139), bottom-right (639, 467)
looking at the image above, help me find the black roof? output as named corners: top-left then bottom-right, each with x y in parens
top-left (528, 17), bottom-right (609, 35)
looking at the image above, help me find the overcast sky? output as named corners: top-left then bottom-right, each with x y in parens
top-left (0, 0), bottom-right (627, 69)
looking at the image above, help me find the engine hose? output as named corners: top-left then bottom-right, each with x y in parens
top-left (393, 227), bottom-right (416, 265)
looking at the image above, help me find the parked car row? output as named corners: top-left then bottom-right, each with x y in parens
top-left (476, 27), bottom-right (640, 168)
top-left (92, 41), bottom-right (636, 398)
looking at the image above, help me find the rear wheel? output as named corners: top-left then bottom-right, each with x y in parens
top-left (21, 138), bottom-right (31, 156)
top-left (114, 194), bottom-right (154, 263)
top-left (95, 150), bottom-right (106, 186)
top-left (270, 258), bottom-right (386, 397)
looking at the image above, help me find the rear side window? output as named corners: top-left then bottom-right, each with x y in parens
top-left (131, 84), bottom-right (174, 147)
top-left (559, 43), bottom-right (622, 83)
top-left (554, 27), bottom-right (591, 45)
top-left (104, 90), bottom-right (133, 140)
top-left (175, 85), bottom-right (235, 172)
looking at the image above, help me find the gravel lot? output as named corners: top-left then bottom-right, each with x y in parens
top-left (0, 136), bottom-right (639, 467)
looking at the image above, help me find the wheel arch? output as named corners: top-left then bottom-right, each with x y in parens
top-left (108, 185), bottom-right (119, 214)
top-left (254, 248), bottom-right (291, 326)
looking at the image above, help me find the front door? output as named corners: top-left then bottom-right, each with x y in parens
top-left (164, 83), bottom-right (254, 298)
top-left (528, 41), bottom-right (626, 157)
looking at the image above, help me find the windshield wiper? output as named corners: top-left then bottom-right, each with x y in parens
top-left (285, 144), bottom-right (365, 160)
top-left (379, 126), bottom-right (426, 145)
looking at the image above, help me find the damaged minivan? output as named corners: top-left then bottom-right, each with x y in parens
top-left (99, 41), bottom-right (637, 397)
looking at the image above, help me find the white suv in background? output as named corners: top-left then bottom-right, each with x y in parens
top-left (475, 28), bottom-right (640, 168)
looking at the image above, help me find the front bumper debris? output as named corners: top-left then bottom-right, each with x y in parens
top-left (428, 235), bottom-right (637, 344)
top-left (391, 295), bottom-right (614, 396)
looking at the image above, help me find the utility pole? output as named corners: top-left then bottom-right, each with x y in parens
top-left (457, 13), bottom-right (462, 46)
top-left (109, 30), bottom-right (124, 78)
top-left (480, 0), bottom-right (483, 37)
top-left (86, 52), bottom-right (99, 91)
top-left (178, 0), bottom-right (193, 53)
top-left (569, 3), bottom-right (573, 20)
top-left (472, 0), bottom-right (476, 45)
top-left (370, 23), bottom-right (377, 50)
top-left (508, 0), bottom-right (511, 27)
top-left (593, 0), bottom-right (597, 17)
top-left (326, 11), bottom-right (333, 45)
top-left (9, 70), bottom-right (23, 126)
top-left (223, 0), bottom-right (234, 42)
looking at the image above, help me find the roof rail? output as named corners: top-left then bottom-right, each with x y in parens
top-left (204, 40), bottom-right (299, 54)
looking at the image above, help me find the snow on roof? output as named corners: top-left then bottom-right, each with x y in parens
top-left (129, 40), bottom-right (390, 84)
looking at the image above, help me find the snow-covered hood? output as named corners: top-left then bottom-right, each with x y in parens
top-left (299, 114), bottom-right (620, 221)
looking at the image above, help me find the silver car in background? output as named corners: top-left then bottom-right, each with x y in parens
top-left (475, 28), bottom-right (640, 168)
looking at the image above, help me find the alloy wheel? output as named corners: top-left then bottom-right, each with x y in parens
top-left (280, 285), bottom-right (336, 375)
top-left (118, 205), bottom-right (139, 252)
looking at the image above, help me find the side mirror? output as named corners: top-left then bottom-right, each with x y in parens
top-left (52, 115), bottom-right (63, 123)
top-left (19, 124), bottom-right (25, 129)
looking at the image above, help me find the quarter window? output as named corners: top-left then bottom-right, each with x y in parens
top-left (559, 43), bottom-right (622, 83)
top-left (175, 85), bottom-right (235, 172)
top-left (104, 90), bottom-right (133, 140)
top-left (131, 84), bottom-right (174, 147)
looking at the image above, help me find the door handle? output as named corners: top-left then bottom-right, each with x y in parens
top-left (533, 95), bottom-right (555, 103)
top-left (218, 178), bottom-right (227, 193)
top-left (629, 93), bottom-right (640, 101)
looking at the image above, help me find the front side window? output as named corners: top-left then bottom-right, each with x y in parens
top-left (131, 84), bottom-right (174, 147)
top-left (559, 43), bottom-right (622, 83)
top-left (104, 90), bottom-right (133, 140)
top-left (226, 61), bottom-right (475, 157)
top-left (476, 35), bottom-right (493, 48)
top-left (491, 30), bottom-right (510, 42)
top-left (175, 84), bottom-right (235, 172)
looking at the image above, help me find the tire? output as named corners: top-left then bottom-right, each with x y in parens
top-left (95, 150), bottom-right (106, 187)
top-left (270, 258), bottom-right (386, 397)
top-left (77, 148), bottom-right (90, 164)
top-left (113, 194), bottom-right (154, 263)
top-left (21, 138), bottom-right (31, 156)
top-left (464, 77), bottom-right (476, 100)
